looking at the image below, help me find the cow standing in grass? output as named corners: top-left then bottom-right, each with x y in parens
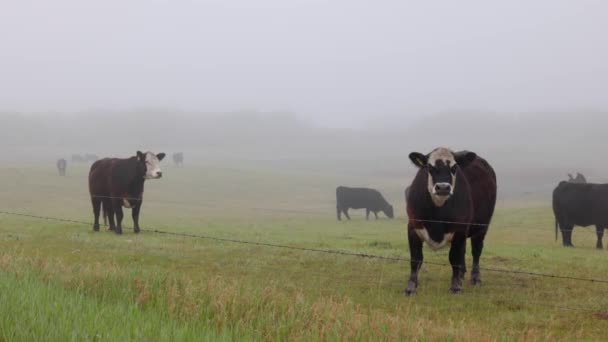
top-left (336, 186), bottom-right (394, 220)
top-left (553, 181), bottom-right (608, 249)
top-left (405, 148), bottom-right (497, 295)
top-left (56, 159), bottom-right (67, 176)
top-left (89, 151), bottom-right (165, 234)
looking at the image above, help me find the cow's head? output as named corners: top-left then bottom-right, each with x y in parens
top-left (384, 204), bottom-right (394, 219)
top-left (409, 147), bottom-right (476, 207)
top-left (136, 151), bottom-right (166, 179)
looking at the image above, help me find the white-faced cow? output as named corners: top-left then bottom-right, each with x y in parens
top-left (56, 158), bottom-right (67, 176)
top-left (553, 181), bottom-right (608, 249)
top-left (405, 147), bottom-right (497, 295)
top-left (88, 151), bottom-right (165, 234)
top-left (336, 186), bottom-right (394, 220)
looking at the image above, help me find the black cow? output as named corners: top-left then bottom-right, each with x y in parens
top-left (405, 148), bottom-right (497, 295)
top-left (56, 158), bottom-right (67, 176)
top-left (89, 151), bottom-right (165, 234)
top-left (172, 152), bottom-right (184, 167)
top-left (336, 186), bottom-right (394, 220)
top-left (553, 181), bottom-right (608, 249)
top-left (567, 173), bottom-right (587, 184)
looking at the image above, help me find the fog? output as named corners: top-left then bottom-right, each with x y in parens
top-left (2, 1), bottom-right (608, 198)
top-left (2, 1), bottom-right (608, 127)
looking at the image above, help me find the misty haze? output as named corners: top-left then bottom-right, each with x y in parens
top-left (1, 1), bottom-right (608, 339)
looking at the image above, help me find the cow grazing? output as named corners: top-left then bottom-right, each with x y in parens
top-left (56, 159), bottom-right (67, 176)
top-left (336, 186), bottom-right (394, 221)
top-left (405, 148), bottom-right (497, 295)
top-left (89, 151), bottom-right (165, 234)
top-left (172, 152), bottom-right (184, 167)
top-left (567, 173), bottom-right (587, 183)
top-left (553, 181), bottom-right (608, 249)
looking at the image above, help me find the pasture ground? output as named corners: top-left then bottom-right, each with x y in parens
top-left (1, 161), bottom-right (608, 340)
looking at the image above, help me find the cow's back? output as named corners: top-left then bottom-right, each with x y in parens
top-left (553, 182), bottom-right (608, 226)
top-left (461, 156), bottom-right (497, 226)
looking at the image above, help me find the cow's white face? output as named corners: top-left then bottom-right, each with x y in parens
top-left (142, 151), bottom-right (165, 179)
top-left (409, 147), bottom-right (476, 207)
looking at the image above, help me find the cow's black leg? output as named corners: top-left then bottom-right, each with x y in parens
top-left (344, 209), bottom-right (351, 220)
top-left (104, 199), bottom-right (116, 231)
top-left (132, 202), bottom-right (141, 233)
top-left (366, 209), bottom-right (370, 220)
top-left (470, 230), bottom-right (487, 285)
top-left (563, 225), bottom-right (574, 247)
top-left (449, 235), bottom-right (466, 293)
top-left (112, 199), bottom-right (123, 235)
top-left (405, 226), bottom-right (423, 296)
top-left (374, 211), bottom-right (379, 220)
top-left (336, 206), bottom-right (342, 221)
top-left (91, 197), bottom-right (101, 231)
top-left (596, 225), bottom-right (604, 249)
top-left (460, 240), bottom-right (467, 280)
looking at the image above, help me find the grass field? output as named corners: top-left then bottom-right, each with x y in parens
top-left (1, 160), bottom-right (608, 340)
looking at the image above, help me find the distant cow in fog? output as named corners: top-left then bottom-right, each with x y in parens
top-left (553, 181), bottom-right (608, 249)
top-left (172, 152), bottom-right (184, 167)
top-left (567, 173), bottom-right (587, 183)
top-left (89, 151), bottom-right (165, 234)
top-left (336, 186), bottom-right (394, 220)
top-left (56, 159), bottom-right (67, 176)
top-left (72, 154), bottom-right (84, 162)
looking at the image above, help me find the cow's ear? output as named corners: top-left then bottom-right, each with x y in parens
top-left (409, 152), bottom-right (427, 168)
top-left (568, 173), bottom-right (573, 180)
top-left (454, 151), bottom-right (477, 168)
top-left (157, 153), bottom-right (166, 161)
top-left (137, 151), bottom-right (144, 161)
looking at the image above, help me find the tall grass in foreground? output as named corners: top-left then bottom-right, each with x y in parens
top-left (0, 250), bottom-right (601, 341)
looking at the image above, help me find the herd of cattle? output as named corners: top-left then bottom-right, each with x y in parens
top-left (50, 147), bottom-right (604, 294)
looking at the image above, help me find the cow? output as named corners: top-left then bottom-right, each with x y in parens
top-left (567, 173), bottom-right (587, 183)
top-left (56, 158), bottom-right (67, 176)
top-left (88, 151), bottom-right (165, 235)
top-left (336, 186), bottom-right (394, 221)
top-left (553, 181), bottom-right (608, 249)
top-left (172, 152), bottom-right (184, 167)
top-left (405, 147), bottom-right (497, 295)
top-left (72, 154), bottom-right (84, 162)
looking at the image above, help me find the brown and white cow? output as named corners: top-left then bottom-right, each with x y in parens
top-left (88, 151), bottom-right (165, 234)
top-left (405, 147), bottom-right (497, 294)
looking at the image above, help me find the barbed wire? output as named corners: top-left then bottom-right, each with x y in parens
top-left (1, 210), bottom-right (608, 285)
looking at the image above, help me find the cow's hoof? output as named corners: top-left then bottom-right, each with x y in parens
top-left (597, 246), bottom-right (603, 250)
top-left (450, 278), bottom-right (463, 293)
top-left (134, 228), bottom-right (141, 234)
top-left (93, 224), bottom-right (100, 232)
top-left (470, 276), bottom-right (482, 286)
top-left (114, 228), bottom-right (123, 235)
top-left (405, 281), bottom-right (417, 296)
top-left (449, 286), bottom-right (463, 294)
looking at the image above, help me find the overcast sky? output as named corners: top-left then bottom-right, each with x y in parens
top-left (1, 0), bottom-right (606, 127)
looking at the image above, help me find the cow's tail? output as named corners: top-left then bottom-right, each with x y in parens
top-left (555, 218), bottom-right (558, 241)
